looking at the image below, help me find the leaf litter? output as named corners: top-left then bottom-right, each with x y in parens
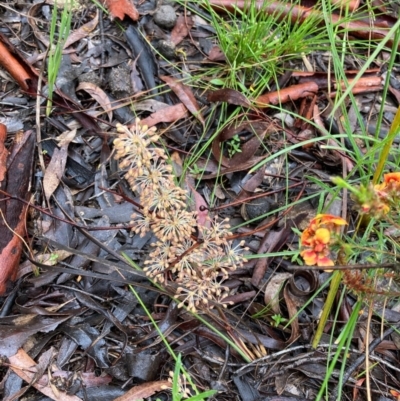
top-left (0, 0), bottom-right (400, 400)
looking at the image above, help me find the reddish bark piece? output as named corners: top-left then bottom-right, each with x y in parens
top-left (332, 0), bottom-right (360, 11)
top-left (0, 34), bottom-right (38, 94)
top-left (294, 94), bottom-right (317, 130)
top-left (103, 0), bottom-right (139, 21)
top-left (160, 75), bottom-right (205, 125)
top-left (329, 85), bottom-right (382, 97)
top-left (255, 82), bottom-right (319, 108)
top-left (294, 69), bottom-right (381, 90)
top-left (335, 76), bottom-right (383, 90)
top-left (292, 70), bottom-right (383, 99)
top-left (138, 103), bottom-right (188, 127)
top-left (171, 14), bottom-right (194, 45)
top-left (0, 124), bottom-right (8, 182)
top-left (208, 0), bottom-right (396, 48)
top-left (0, 130), bottom-right (35, 295)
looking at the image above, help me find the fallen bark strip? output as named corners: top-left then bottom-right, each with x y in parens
top-left (0, 128), bottom-right (35, 295)
top-left (254, 81), bottom-right (319, 108)
top-left (329, 85), bottom-right (383, 97)
top-left (294, 70), bottom-right (382, 90)
top-left (254, 76), bottom-right (383, 108)
top-left (0, 34), bottom-right (37, 94)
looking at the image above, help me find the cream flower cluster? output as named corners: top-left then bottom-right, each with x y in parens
top-left (113, 120), bottom-right (247, 312)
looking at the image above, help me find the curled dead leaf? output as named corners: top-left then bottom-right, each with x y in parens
top-left (77, 82), bottom-right (113, 121)
top-left (160, 75), bottom-right (205, 125)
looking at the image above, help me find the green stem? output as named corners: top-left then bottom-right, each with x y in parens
top-left (372, 106), bottom-right (400, 185)
top-left (312, 270), bottom-right (343, 348)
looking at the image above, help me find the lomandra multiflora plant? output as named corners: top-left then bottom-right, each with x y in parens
top-left (113, 119), bottom-right (247, 312)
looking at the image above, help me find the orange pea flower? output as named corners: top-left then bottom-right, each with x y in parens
top-left (383, 172), bottom-right (400, 184)
top-left (381, 172), bottom-right (400, 202)
top-left (309, 214), bottom-right (347, 231)
top-left (300, 214), bottom-right (347, 267)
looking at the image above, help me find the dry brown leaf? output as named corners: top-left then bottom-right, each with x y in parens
top-left (211, 120), bottom-right (274, 169)
top-left (131, 99), bottom-right (170, 113)
top-left (264, 273), bottom-right (291, 314)
top-left (207, 88), bottom-right (251, 107)
top-left (160, 75), bottom-right (205, 125)
top-left (103, 0), bottom-right (139, 21)
top-left (27, 3), bottom-right (51, 47)
top-left (283, 285), bottom-right (300, 343)
top-left (43, 129), bottom-right (76, 203)
top-left (113, 380), bottom-right (171, 401)
top-left (139, 103), bottom-right (188, 127)
top-left (43, 148), bottom-right (68, 203)
top-left (28, 6), bottom-right (98, 49)
top-left (65, 11), bottom-right (99, 48)
top-left (77, 82), bottom-right (113, 121)
top-left (8, 349), bottom-right (82, 401)
top-left (171, 15), bottom-right (194, 45)
top-left (201, 155), bottom-right (266, 179)
top-left (236, 168), bottom-right (265, 202)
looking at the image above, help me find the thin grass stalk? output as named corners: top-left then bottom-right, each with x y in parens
top-left (316, 301), bottom-right (362, 400)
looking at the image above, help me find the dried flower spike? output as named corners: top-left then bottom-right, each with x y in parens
top-left (113, 120), bottom-right (247, 311)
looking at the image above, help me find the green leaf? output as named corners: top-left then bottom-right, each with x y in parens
top-left (209, 78), bottom-right (225, 86)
